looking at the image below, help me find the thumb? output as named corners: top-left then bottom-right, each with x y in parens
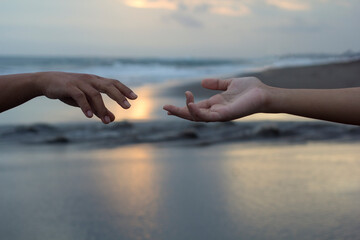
top-left (201, 78), bottom-right (232, 91)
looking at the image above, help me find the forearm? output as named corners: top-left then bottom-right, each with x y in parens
top-left (0, 73), bottom-right (43, 113)
top-left (266, 87), bottom-right (360, 125)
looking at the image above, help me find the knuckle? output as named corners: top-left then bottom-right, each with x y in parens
top-left (95, 80), bottom-right (113, 91)
top-left (116, 81), bottom-right (130, 91)
top-left (71, 90), bottom-right (85, 99)
top-left (110, 79), bottom-right (119, 85)
top-left (65, 82), bottom-right (76, 90)
top-left (105, 81), bottom-right (115, 89)
top-left (89, 90), bottom-right (101, 98)
top-left (80, 73), bottom-right (97, 81)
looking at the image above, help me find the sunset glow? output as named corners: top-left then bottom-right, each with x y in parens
top-left (211, 6), bottom-right (250, 16)
top-left (123, 0), bottom-right (251, 16)
top-left (266, 0), bottom-right (310, 11)
top-left (124, 0), bottom-right (176, 10)
top-left (108, 86), bottom-right (156, 121)
top-left (1, 0), bottom-right (359, 58)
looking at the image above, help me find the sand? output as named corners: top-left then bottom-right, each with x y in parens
top-left (164, 60), bottom-right (360, 98)
top-left (1, 142), bottom-right (360, 240)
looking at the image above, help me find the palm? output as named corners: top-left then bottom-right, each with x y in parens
top-left (163, 77), bottom-right (266, 122)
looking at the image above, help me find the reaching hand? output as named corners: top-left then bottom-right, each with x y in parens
top-left (38, 72), bottom-right (138, 124)
top-left (163, 77), bottom-right (269, 122)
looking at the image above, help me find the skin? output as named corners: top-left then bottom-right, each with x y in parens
top-left (163, 77), bottom-right (360, 126)
top-left (0, 72), bottom-right (137, 124)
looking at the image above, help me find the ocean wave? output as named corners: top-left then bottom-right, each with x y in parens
top-left (1, 52), bottom-right (359, 87)
top-left (1, 121), bottom-right (359, 148)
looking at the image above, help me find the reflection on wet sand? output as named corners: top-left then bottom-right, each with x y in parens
top-left (1, 142), bottom-right (360, 239)
top-left (106, 86), bottom-right (157, 121)
top-left (221, 143), bottom-right (360, 238)
top-left (92, 145), bottom-right (163, 239)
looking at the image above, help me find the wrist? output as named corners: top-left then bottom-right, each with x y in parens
top-left (262, 86), bottom-right (287, 114)
top-left (32, 72), bottom-right (48, 96)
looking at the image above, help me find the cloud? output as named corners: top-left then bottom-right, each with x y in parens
top-left (123, 0), bottom-right (251, 17)
top-left (167, 13), bottom-right (203, 28)
top-left (124, 0), bottom-right (176, 10)
top-left (266, 0), bottom-right (310, 11)
top-left (211, 5), bottom-right (250, 16)
top-left (263, 17), bottom-right (322, 33)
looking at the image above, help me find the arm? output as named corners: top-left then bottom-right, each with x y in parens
top-left (0, 72), bottom-right (137, 124)
top-left (163, 77), bottom-right (360, 126)
top-left (267, 87), bottom-right (360, 125)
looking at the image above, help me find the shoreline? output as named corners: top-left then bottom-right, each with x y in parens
top-left (1, 59), bottom-right (360, 126)
top-left (1, 120), bottom-right (360, 149)
top-left (161, 59), bottom-right (360, 98)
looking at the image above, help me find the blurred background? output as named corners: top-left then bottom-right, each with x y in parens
top-left (1, 1), bottom-right (360, 240)
top-left (1, 0), bottom-right (360, 124)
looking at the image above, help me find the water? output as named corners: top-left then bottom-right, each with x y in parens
top-left (1, 142), bottom-right (360, 240)
top-left (1, 52), bottom-right (360, 125)
top-left (1, 52), bottom-right (359, 87)
top-left (1, 120), bottom-right (360, 147)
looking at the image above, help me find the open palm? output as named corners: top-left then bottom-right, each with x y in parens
top-left (163, 77), bottom-right (268, 122)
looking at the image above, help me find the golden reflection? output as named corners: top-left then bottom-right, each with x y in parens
top-left (220, 143), bottom-right (360, 230)
top-left (105, 85), bottom-right (156, 121)
top-left (94, 145), bottom-right (162, 238)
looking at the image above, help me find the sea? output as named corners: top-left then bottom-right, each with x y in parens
top-left (1, 52), bottom-right (360, 146)
top-left (1, 52), bottom-right (359, 89)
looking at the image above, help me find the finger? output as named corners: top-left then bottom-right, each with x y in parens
top-left (163, 105), bottom-right (193, 121)
top-left (105, 110), bottom-right (116, 123)
top-left (68, 88), bottom-right (93, 118)
top-left (187, 102), bottom-right (198, 121)
top-left (185, 91), bottom-right (198, 121)
top-left (185, 91), bottom-right (213, 118)
top-left (201, 78), bottom-right (232, 91)
top-left (82, 87), bottom-right (114, 124)
top-left (113, 81), bottom-right (138, 100)
top-left (185, 91), bottom-right (194, 105)
top-left (96, 83), bottom-right (131, 109)
top-left (188, 103), bottom-right (221, 122)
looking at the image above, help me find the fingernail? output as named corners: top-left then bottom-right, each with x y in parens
top-left (86, 110), bottom-right (93, 118)
top-left (130, 92), bottom-right (138, 99)
top-left (104, 116), bottom-right (111, 124)
top-left (123, 100), bottom-right (131, 108)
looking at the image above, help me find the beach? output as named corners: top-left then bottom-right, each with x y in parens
top-left (1, 142), bottom-right (360, 240)
top-left (1, 58), bottom-right (360, 240)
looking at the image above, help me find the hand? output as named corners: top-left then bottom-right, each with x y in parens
top-left (37, 72), bottom-right (137, 124)
top-left (163, 77), bottom-right (269, 122)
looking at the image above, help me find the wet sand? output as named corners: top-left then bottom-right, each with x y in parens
top-left (1, 142), bottom-right (360, 240)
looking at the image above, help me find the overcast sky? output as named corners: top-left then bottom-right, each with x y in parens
top-left (0, 0), bottom-right (359, 58)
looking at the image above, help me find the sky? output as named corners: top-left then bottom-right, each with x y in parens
top-left (0, 0), bottom-right (359, 58)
